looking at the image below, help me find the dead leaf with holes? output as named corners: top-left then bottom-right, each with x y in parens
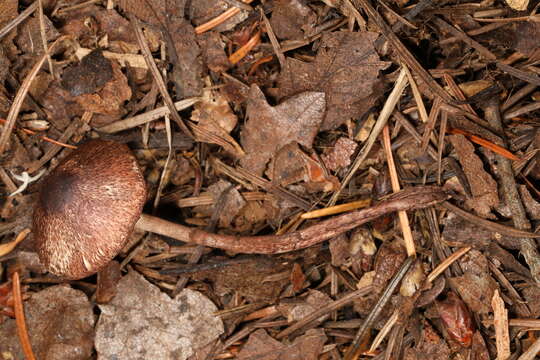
top-left (277, 31), bottom-right (389, 130)
top-left (240, 85), bottom-right (325, 176)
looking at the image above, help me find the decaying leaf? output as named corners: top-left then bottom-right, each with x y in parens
top-left (279, 289), bottom-right (332, 323)
top-left (269, 0), bottom-right (317, 40)
top-left (290, 262), bottom-right (306, 293)
top-left (15, 15), bottom-right (60, 56)
top-left (95, 271), bottom-right (224, 360)
top-left (277, 31), bottom-right (389, 130)
top-left (240, 85), bottom-right (325, 175)
top-left (268, 142), bottom-right (339, 192)
top-left (404, 319), bottom-right (451, 360)
top-left (0, 285), bottom-right (95, 360)
top-left (192, 256), bottom-right (291, 302)
top-left (191, 78), bottom-right (243, 157)
top-left (62, 50), bottom-right (114, 97)
top-left (448, 250), bottom-right (498, 314)
top-left (449, 134), bottom-right (499, 217)
top-left (322, 137), bottom-right (358, 171)
top-left (237, 328), bottom-right (327, 360)
top-left (197, 32), bottom-right (230, 73)
top-left (73, 61), bottom-right (132, 127)
top-left (207, 180), bottom-right (246, 227)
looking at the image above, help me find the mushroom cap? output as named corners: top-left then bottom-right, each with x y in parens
top-left (33, 140), bottom-right (147, 279)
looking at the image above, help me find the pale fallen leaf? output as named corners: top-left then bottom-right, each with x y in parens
top-left (0, 285), bottom-right (95, 359)
top-left (95, 271), bottom-right (224, 360)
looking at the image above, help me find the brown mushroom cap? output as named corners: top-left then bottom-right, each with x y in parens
top-left (33, 140), bottom-right (147, 279)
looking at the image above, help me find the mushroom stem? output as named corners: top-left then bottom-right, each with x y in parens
top-left (135, 186), bottom-right (449, 254)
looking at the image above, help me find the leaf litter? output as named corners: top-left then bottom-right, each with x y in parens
top-left (0, 0), bottom-right (540, 359)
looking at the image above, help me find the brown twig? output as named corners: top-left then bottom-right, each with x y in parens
top-left (440, 201), bottom-right (540, 238)
top-left (484, 98), bottom-right (540, 284)
top-left (194, 0), bottom-right (254, 34)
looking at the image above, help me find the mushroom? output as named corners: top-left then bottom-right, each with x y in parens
top-left (33, 139), bottom-right (448, 279)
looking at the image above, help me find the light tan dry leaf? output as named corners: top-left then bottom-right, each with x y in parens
top-left (191, 78), bottom-right (243, 157)
top-left (95, 271), bottom-right (224, 360)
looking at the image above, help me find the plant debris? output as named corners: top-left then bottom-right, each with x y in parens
top-left (1, 0), bottom-right (540, 358)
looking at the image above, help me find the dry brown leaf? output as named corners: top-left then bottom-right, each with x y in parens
top-left (404, 319), bottom-right (451, 360)
top-left (279, 289), bottom-right (333, 323)
top-left (62, 50), bottom-right (113, 96)
top-left (290, 262), bottom-right (306, 293)
top-left (237, 328), bottom-right (327, 360)
top-left (197, 32), bottom-right (230, 73)
top-left (448, 250), bottom-right (499, 314)
top-left (268, 142), bottom-right (339, 192)
top-left (240, 85), bottom-right (325, 175)
top-left (329, 233), bottom-right (350, 266)
top-left (192, 256), bottom-right (291, 302)
top-left (449, 134), bottom-right (499, 217)
top-left (0, 285), bottom-right (95, 359)
top-left (269, 0), bottom-right (317, 40)
top-left (207, 180), bottom-right (246, 228)
top-left (15, 15), bottom-right (60, 57)
top-left (0, 0), bottom-right (18, 52)
top-left (236, 329), bottom-right (283, 360)
top-left (74, 61), bottom-right (132, 127)
top-left (277, 31), bottom-right (389, 130)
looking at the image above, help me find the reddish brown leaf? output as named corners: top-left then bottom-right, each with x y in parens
top-left (290, 262), bottom-right (306, 293)
top-left (436, 292), bottom-right (474, 347)
top-left (449, 134), bottom-right (499, 217)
